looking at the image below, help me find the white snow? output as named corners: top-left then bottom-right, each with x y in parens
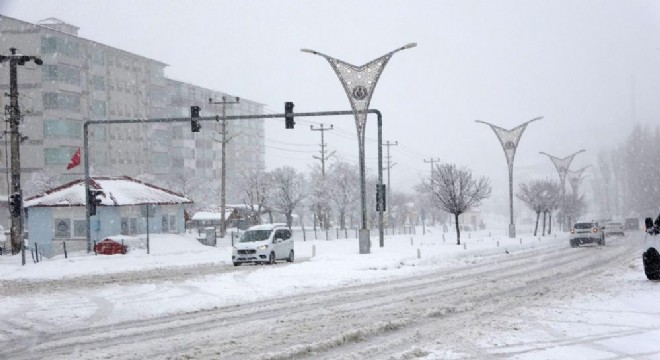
top-left (1, 227), bottom-right (659, 359)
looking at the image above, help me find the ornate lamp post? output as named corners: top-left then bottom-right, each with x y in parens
top-left (476, 117), bottom-right (542, 238)
top-left (567, 165), bottom-right (590, 194)
top-left (539, 150), bottom-right (586, 195)
top-left (302, 43), bottom-right (416, 254)
top-left (539, 149), bottom-right (586, 231)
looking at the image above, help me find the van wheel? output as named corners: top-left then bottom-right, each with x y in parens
top-left (269, 252), bottom-right (276, 265)
top-left (233, 262), bottom-right (241, 267)
top-left (287, 250), bottom-right (294, 263)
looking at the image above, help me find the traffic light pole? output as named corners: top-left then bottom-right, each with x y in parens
top-left (83, 108), bottom-right (386, 252)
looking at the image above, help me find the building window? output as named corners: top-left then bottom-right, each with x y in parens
top-left (41, 36), bottom-right (80, 58)
top-left (92, 76), bottom-right (105, 91)
top-left (44, 147), bottom-right (78, 165)
top-left (92, 47), bottom-right (105, 66)
top-left (54, 218), bottom-right (71, 238)
top-left (43, 92), bottom-right (81, 112)
top-left (44, 119), bottom-right (82, 139)
top-left (92, 100), bottom-right (106, 119)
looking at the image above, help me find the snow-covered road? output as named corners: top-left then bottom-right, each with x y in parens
top-left (1, 231), bottom-right (652, 360)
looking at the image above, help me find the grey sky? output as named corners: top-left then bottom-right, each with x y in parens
top-left (2, 0), bottom-right (660, 214)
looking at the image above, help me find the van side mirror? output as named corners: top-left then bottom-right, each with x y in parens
top-left (645, 217), bottom-right (654, 230)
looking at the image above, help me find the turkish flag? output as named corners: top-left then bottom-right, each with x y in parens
top-left (67, 148), bottom-right (81, 170)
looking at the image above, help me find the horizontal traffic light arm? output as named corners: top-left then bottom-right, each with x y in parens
top-left (84, 109), bottom-right (381, 127)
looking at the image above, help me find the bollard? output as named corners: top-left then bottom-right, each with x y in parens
top-left (463, 242), bottom-right (467, 250)
top-left (497, 240), bottom-right (500, 247)
top-left (94, 240), bottom-right (97, 255)
top-left (336, 228), bottom-right (339, 239)
top-left (411, 237), bottom-right (414, 246)
top-left (303, 229), bottom-right (307, 242)
top-left (417, 248), bottom-right (421, 259)
top-left (520, 238), bottom-right (522, 244)
top-left (326, 229), bottom-right (329, 241)
top-left (312, 244), bottom-right (316, 257)
top-left (442, 234), bottom-right (446, 242)
top-left (122, 240), bottom-right (126, 254)
top-left (63, 241), bottom-right (68, 259)
top-left (344, 228), bottom-right (348, 239)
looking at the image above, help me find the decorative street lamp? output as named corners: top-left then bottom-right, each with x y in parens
top-left (302, 43), bottom-right (416, 254)
top-left (567, 165), bottom-right (591, 195)
top-left (476, 117), bottom-right (542, 238)
top-left (539, 150), bottom-right (586, 195)
top-left (539, 150), bottom-right (586, 231)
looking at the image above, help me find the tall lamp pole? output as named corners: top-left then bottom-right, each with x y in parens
top-left (1, 48), bottom-right (42, 263)
top-left (476, 117), bottom-right (542, 238)
top-left (539, 149), bottom-right (586, 231)
top-left (567, 165), bottom-right (590, 195)
top-left (209, 96), bottom-right (240, 238)
top-left (302, 43), bottom-right (416, 254)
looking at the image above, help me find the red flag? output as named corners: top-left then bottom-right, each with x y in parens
top-left (67, 148), bottom-right (81, 170)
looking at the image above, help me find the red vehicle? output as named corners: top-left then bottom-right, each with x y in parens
top-left (95, 239), bottom-right (127, 255)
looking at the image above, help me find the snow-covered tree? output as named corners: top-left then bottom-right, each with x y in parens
top-left (517, 179), bottom-right (561, 236)
top-left (239, 170), bottom-right (271, 226)
top-left (326, 161), bottom-right (359, 230)
top-left (307, 165), bottom-right (332, 230)
top-left (422, 164), bottom-right (491, 245)
top-left (268, 166), bottom-right (307, 229)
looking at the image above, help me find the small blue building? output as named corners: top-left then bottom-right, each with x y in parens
top-left (24, 176), bottom-right (193, 257)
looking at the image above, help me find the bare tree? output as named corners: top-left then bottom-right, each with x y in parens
top-left (239, 170), bottom-right (271, 226)
top-left (268, 166), bottom-right (307, 229)
top-left (517, 179), bottom-right (561, 236)
top-left (327, 161), bottom-right (360, 230)
top-left (422, 164), bottom-right (491, 245)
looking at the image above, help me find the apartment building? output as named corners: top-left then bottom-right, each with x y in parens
top-left (0, 16), bottom-right (265, 215)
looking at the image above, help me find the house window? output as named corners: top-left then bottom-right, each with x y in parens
top-left (169, 215), bottom-right (177, 232)
top-left (129, 218), bottom-right (138, 235)
top-left (73, 220), bottom-right (87, 238)
top-left (54, 218), bottom-right (71, 238)
top-left (121, 218), bottom-right (129, 235)
top-left (161, 215), bottom-right (168, 232)
top-left (43, 92), bottom-right (81, 112)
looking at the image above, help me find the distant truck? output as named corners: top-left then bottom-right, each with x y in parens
top-left (625, 218), bottom-right (640, 231)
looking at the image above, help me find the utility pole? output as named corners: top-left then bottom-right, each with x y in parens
top-left (1, 48), bottom-right (42, 264)
top-left (310, 123), bottom-right (335, 176)
top-left (310, 123), bottom-right (335, 230)
top-left (383, 140), bottom-right (398, 231)
top-left (423, 158), bottom-right (441, 177)
top-left (209, 96), bottom-right (240, 238)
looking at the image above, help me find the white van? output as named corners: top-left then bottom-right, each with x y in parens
top-left (232, 224), bottom-right (294, 266)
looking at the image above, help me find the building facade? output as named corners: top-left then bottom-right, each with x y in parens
top-left (0, 16), bottom-right (265, 227)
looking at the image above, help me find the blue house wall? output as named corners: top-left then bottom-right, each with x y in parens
top-left (27, 204), bottom-right (186, 257)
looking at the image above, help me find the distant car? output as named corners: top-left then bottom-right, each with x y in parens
top-left (625, 218), bottom-right (640, 231)
top-left (570, 220), bottom-right (605, 247)
top-left (232, 224), bottom-right (294, 266)
top-left (603, 221), bottom-right (625, 237)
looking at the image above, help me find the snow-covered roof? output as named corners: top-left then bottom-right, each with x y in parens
top-left (24, 176), bottom-right (193, 208)
top-left (191, 211), bottom-right (232, 221)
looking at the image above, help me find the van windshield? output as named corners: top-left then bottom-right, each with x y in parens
top-left (574, 223), bottom-right (595, 229)
top-left (240, 230), bottom-right (272, 242)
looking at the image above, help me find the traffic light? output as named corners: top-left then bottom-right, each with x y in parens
top-left (9, 193), bottom-right (22, 218)
top-left (190, 105), bottom-right (201, 132)
top-left (376, 184), bottom-right (386, 212)
top-left (284, 102), bottom-right (295, 129)
top-left (88, 190), bottom-right (103, 216)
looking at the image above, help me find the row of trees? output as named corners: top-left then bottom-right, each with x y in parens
top-left (592, 124), bottom-right (660, 218)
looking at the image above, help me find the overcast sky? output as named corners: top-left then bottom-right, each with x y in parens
top-left (3, 0), bottom-right (660, 213)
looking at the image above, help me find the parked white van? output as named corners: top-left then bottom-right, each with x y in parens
top-left (232, 224), bottom-right (294, 266)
